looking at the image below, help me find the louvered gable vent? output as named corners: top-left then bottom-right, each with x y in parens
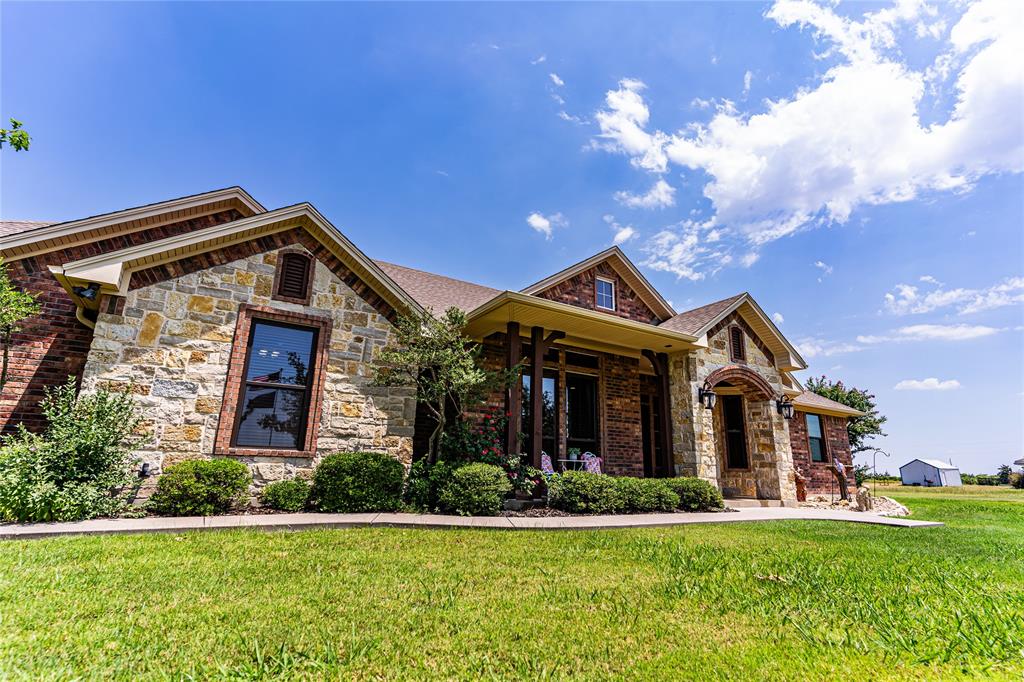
top-left (278, 253), bottom-right (311, 300)
top-left (729, 326), bottom-right (745, 362)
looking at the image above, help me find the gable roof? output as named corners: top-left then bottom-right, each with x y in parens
top-left (49, 203), bottom-right (423, 317)
top-left (900, 459), bottom-right (959, 471)
top-left (375, 260), bottom-right (501, 313)
top-left (663, 292), bottom-right (807, 371)
top-left (792, 391), bottom-right (865, 418)
top-left (659, 294), bottom-right (745, 335)
top-left (0, 220), bottom-right (53, 238)
top-left (0, 187), bottom-right (265, 261)
top-left (520, 246), bottom-right (676, 321)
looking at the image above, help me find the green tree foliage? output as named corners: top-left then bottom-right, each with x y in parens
top-left (0, 118), bottom-right (30, 151)
top-left (996, 464), bottom-right (1012, 485)
top-left (372, 307), bottom-right (512, 462)
top-left (805, 375), bottom-right (887, 452)
top-left (0, 259), bottom-right (41, 392)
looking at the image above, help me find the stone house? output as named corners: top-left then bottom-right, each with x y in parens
top-left (0, 187), bottom-right (862, 501)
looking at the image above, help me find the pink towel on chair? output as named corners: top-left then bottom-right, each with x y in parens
top-left (540, 453), bottom-right (556, 476)
top-left (582, 452), bottom-right (603, 474)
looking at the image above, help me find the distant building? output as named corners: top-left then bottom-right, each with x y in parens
top-left (899, 459), bottom-right (962, 487)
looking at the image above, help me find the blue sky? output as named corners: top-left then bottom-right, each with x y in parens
top-left (2, 1), bottom-right (1022, 473)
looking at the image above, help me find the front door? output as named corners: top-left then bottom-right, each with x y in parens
top-left (640, 393), bottom-right (665, 477)
top-left (722, 395), bottom-right (749, 470)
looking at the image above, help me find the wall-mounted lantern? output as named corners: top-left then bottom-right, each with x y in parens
top-left (776, 396), bottom-right (795, 420)
top-left (72, 282), bottom-right (100, 301)
top-left (698, 382), bottom-right (717, 410)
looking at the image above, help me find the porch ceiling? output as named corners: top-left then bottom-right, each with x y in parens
top-left (464, 291), bottom-right (701, 357)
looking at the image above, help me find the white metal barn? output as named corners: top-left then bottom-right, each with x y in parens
top-left (899, 459), bottom-right (963, 487)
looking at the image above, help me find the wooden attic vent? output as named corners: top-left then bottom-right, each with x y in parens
top-left (276, 252), bottom-right (312, 302)
top-left (729, 326), bottom-right (745, 362)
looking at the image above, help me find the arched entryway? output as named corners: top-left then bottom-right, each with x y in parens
top-left (704, 365), bottom-right (789, 501)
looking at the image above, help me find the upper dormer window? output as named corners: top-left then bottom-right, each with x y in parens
top-left (274, 251), bottom-right (313, 303)
top-left (595, 277), bottom-right (616, 310)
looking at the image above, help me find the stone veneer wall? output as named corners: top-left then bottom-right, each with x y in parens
top-left (0, 209), bottom-right (245, 434)
top-left (669, 312), bottom-right (796, 501)
top-left (789, 411), bottom-right (856, 495)
top-left (80, 244), bottom-right (416, 489)
top-left (533, 261), bottom-right (661, 324)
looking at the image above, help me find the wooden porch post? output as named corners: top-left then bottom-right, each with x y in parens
top-left (530, 326), bottom-right (565, 468)
top-left (643, 350), bottom-right (674, 478)
top-left (505, 321), bottom-right (522, 457)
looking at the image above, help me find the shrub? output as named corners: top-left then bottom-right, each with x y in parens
top-left (547, 471), bottom-right (622, 514)
top-left (148, 459), bottom-right (252, 516)
top-left (437, 462), bottom-right (511, 516)
top-left (614, 477), bottom-right (679, 513)
top-left (259, 478), bottom-right (310, 512)
top-left (309, 452), bottom-right (404, 513)
top-left (1012, 472), bottom-right (1024, 490)
top-left (0, 379), bottom-right (144, 522)
top-left (665, 477), bottom-right (725, 512)
top-left (405, 459), bottom-right (462, 512)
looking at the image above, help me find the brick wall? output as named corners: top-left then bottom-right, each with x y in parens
top-left (534, 262), bottom-right (661, 324)
top-left (602, 353), bottom-right (643, 476)
top-left (790, 411), bottom-right (856, 495)
top-left (1, 209), bottom-right (244, 434)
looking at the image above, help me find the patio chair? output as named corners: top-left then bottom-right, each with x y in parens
top-left (540, 452), bottom-right (556, 477)
top-left (582, 452), bottom-right (603, 474)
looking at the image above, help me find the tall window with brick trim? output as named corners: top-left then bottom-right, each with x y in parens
top-left (806, 413), bottom-right (828, 463)
top-left (276, 252), bottom-right (312, 301)
top-left (729, 326), bottom-right (745, 362)
top-left (233, 320), bottom-right (318, 449)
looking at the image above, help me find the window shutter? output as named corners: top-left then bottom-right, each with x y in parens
top-left (278, 253), bottom-right (310, 299)
top-left (730, 327), bottom-right (745, 362)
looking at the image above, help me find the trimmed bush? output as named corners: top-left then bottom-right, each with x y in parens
top-left (259, 478), bottom-right (310, 512)
top-left (615, 477), bottom-right (679, 513)
top-left (437, 462), bottom-right (511, 516)
top-left (148, 459), bottom-right (252, 516)
top-left (547, 471), bottom-right (622, 514)
top-left (309, 452), bottom-right (404, 513)
top-left (405, 459), bottom-right (461, 512)
top-left (665, 477), bottom-right (725, 512)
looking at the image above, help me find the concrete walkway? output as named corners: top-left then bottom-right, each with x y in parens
top-left (0, 507), bottom-right (941, 540)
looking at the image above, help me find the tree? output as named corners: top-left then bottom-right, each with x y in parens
top-left (0, 259), bottom-right (41, 393)
top-left (0, 119), bottom-right (30, 151)
top-left (996, 464), bottom-right (1012, 485)
top-left (372, 307), bottom-right (510, 463)
top-left (805, 375), bottom-right (886, 452)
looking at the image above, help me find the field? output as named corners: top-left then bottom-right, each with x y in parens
top-left (0, 486), bottom-right (1021, 680)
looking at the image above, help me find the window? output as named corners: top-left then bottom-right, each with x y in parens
top-left (522, 372), bottom-right (558, 457)
top-left (566, 373), bottom-right (599, 454)
top-left (275, 252), bottom-right (312, 302)
top-left (233, 320), bottom-right (318, 449)
top-left (806, 413), bottom-right (828, 463)
top-left (729, 326), bottom-right (745, 362)
top-left (595, 277), bottom-right (616, 310)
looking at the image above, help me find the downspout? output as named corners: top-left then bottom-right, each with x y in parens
top-left (75, 304), bottom-right (96, 330)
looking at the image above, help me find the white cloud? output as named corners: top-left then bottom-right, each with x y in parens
top-left (813, 260), bottom-right (833, 281)
top-left (857, 323), bottom-right (1001, 343)
top-left (795, 337), bottom-right (865, 358)
top-left (603, 215), bottom-right (637, 245)
top-left (531, 55), bottom-right (547, 65)
top-left (742, 70), bottom-right (753, 96)
top-left (772, 312), bottom-right (785, 324)
top-left (894, 377), bottom-right (962, 391)
top-left (883, 275), bottom-right (1024, 314)
top-left (526, 212), bottom-right (567, 240)
top-left (641, 217), bottom-right (731, 281)
top-left (549, 73), bottom-right (565, 87)
top-left (592, 0), bottom-right (1024, 278)
top-left (614, 179), bottom-right (676, 209)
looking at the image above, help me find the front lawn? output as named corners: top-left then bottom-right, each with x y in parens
top-left (1, 492), bottom-right (1021, 680)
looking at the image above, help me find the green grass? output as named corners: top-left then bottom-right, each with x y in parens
top-left (1, 491), bottom-right (1022, 680)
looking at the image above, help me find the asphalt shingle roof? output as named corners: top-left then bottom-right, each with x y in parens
top-left (374, 260), bottom-right (502, 314)
top-left (0, 220), bottom-right (53, 238)
top-left (658, 293), bottom-right (745, 335)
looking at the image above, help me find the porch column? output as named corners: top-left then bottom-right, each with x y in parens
top-left (530, 325), bottom-right (565, 468)
top-left (642, 350), bottom-right (674, 478)
top-left (505, 321), bottom-right (522, 457)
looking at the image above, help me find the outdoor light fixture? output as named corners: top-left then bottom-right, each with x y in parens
top-left (776, 396), bottom-right (795, 420)
top-left (139, 462), bottom-right (152, 478)
top-left (698, 382), bottom-right (717, 410)
top-left (72, 282), bottom-right (100, 301)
